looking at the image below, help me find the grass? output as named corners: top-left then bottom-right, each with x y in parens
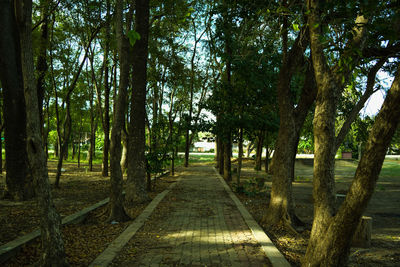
top-left (293, 158), bottom-right (400, 181)
top-left (44, 152), bottom-right (211, 171)
top-left (188, 154), bottom-right (215, 164)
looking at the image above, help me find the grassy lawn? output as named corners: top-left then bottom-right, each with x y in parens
top-left (294, 158), bottom-right (400, 181)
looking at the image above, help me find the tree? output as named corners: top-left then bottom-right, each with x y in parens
top-left (0, 0), bottom-right (34, 200)
top-left (108, 0), bottom-right (130, 222)
top-left (303, 0), bottom-right (400, 264)
top-left (125, 0), bottom-right (151, 205)
top-left (1, 0), bottom-right (68, 264)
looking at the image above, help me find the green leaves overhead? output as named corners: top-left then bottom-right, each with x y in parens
top-left (127, 30), bottom-right (141, 46)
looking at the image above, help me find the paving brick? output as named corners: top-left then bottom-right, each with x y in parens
top-left (112, 165), bottom-right (281, 266)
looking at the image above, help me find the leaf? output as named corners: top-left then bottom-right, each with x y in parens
top-left (127, 30), bottom-right (141, 46)
top-left (292, 23), bottom-right (300, 31)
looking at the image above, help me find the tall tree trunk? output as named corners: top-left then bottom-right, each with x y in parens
top-left (54, 24), bottom-right (98, 187)
top-left (78, 124), bottom-right (82, 168)
top-left (71, 139), bottom-right (76, 160)
top-left (255, 132), bottom-right (264, 171)
top-left (262, 24), bottom-right (315, 228)
top-left (44, 97), bottom-right (50, 158)
top-left (218, 137), bottom-right (224, 175)
top-left (126, 0), bottom-right (151, 205)
top-left (101, 0), bottom-right (111, 177)
top-left (303, 65), bottom-right (400, 267)
top-left (88, 86), bottom-right (96, 171)
top-left (264, 146), bottom-right (269, 173)
top-left (0, 0), bottom-right (34, 200)
top-left (108, 0), bottom-right (130, 222)
top-left (223, 136), bottom-right (232, 181)
top-left (237, 127), bottom-right (243, 184)
top-left (36, 0), bottom-right (50, 137)
top-left (184, 124), bottom-right (191, 167)
top-left (120, 129), bottom-right (128, 174)
top-left (16, 0), bottom-right (68, 265)
top-left (170, 147), bottom-right (175, 176)
top-left (55, 103), bottom-right (72, 187)
top-left (305, 1), bottom-right (369, 263)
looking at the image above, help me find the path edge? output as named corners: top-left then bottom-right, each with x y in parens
top-left (89, 176), bottom-right (181, 267)
top-left (213, 167), bottom-right (291, 267)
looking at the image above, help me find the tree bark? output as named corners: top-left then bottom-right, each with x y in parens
top-left (88, 82), bottom-right (96, 171)
top-left (303, 65), bottom-right (400, 267)
top-left (108, 0), bottom-right (130, 222)
top-left (101, 0), bottom-right (111, 177)
top-left (223, 134), bottom-right (232, 181)
top-left (305, 1), bottom-right (369, 262)
top-left (36, 0), bottom-right (50, 138)
top-left (255, 131), bottom-right (264, 171)
top-left (262, 25), bottom-right (314, 228)
top-left (0, 0), bottom-right (34, 200)
top-left (218, 137), bottom-right (224, 175)
top-left (126, 0), bottom-right (151, 205)
top-left (237, 127), bottom-right (243, 184)
top-left (16, 0), bottom-right (68, 265)
top-left (120, 129), bottom-right (128, 174)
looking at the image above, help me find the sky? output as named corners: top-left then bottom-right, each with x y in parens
top-left (361, 70), bottom-right (394, 117)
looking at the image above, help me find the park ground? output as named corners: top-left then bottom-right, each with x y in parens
top-left (0, 154), bottom-right (399, 266)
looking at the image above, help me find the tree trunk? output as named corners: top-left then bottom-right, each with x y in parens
top-left (55, 108), bottom-right (72, 187)
top-left (120, 129), bottom-right (128, 174)
top-left (255, 132), bottom-right (264, 171)
top-left (184, 127), bottom-right (190, 167)
top-left (262, 27), bottom-right (315, 228)
top-left (237, 127), bottom-right (243, 184)
top-left (0, 0), bottom-right (34, 200)
top-left (126, 0), bottom-right (151, 205)
top-left (170, 147), bottom-right (175, 176)
top-left (223, 134), bottom-right (232, 181)
top-left (101, 0), bottom-right (111, 177)
top-left (88, 119), bottom-right (97, 171)
top-left (265, 146), bottom-right (270, 173)
top-left (305, 2), bottom-right (369, 263)
top-left (78, 134), bottom-right (81, 168)
top-left (71, 140), bottom-right (76, 160)
top-left (54, 24), bottom-right (97, 186)
top-left (246, 141), bottom-right (254, 158)
top-left (16, 0), bottom-right (68, 265)
top-left (36, 0), bottom-right (50, 137)
top-left (218, 137), bottom-right (225, 175)
top-left (303, 65), bottom-right (400, 267)
top-left (216, 135), bottom-right (220, 168)
top-left (263, 120), bottom-right (298, 227)
top-left (108, 0), bottom-right (130, 222)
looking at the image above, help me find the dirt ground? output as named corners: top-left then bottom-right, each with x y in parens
top-left (0, 160), bottom-right (178, 266)
top-left (232, 158), bottom-right (400, 266)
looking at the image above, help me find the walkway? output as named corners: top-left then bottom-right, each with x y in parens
top-left (109, 164), bottom-right (285, 266)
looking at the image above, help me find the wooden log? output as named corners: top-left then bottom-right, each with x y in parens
top-left (352, 216), bottom-right (372, 248)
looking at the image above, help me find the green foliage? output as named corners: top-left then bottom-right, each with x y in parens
top-left (233, 177), bottom-right (267, 197)
top-left (146, 151), bottom-right (169, 175)
top-left (389, 126), bottom-right (400, 154)
top-left (127, 30), bottom-right (141, 46)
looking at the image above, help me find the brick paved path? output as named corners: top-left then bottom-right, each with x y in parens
top-left (112, 164), bottom-right (270, 266)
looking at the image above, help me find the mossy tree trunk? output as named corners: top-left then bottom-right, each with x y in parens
top-left (125, 0), bottom-right (151, 205)
top-left (16, 0), bottom-right (68, 264)
top-left (0, 0), bottom-right (34, 201)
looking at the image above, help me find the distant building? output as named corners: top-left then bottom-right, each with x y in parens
top-left (193, 134), bottom-right (215, 152)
